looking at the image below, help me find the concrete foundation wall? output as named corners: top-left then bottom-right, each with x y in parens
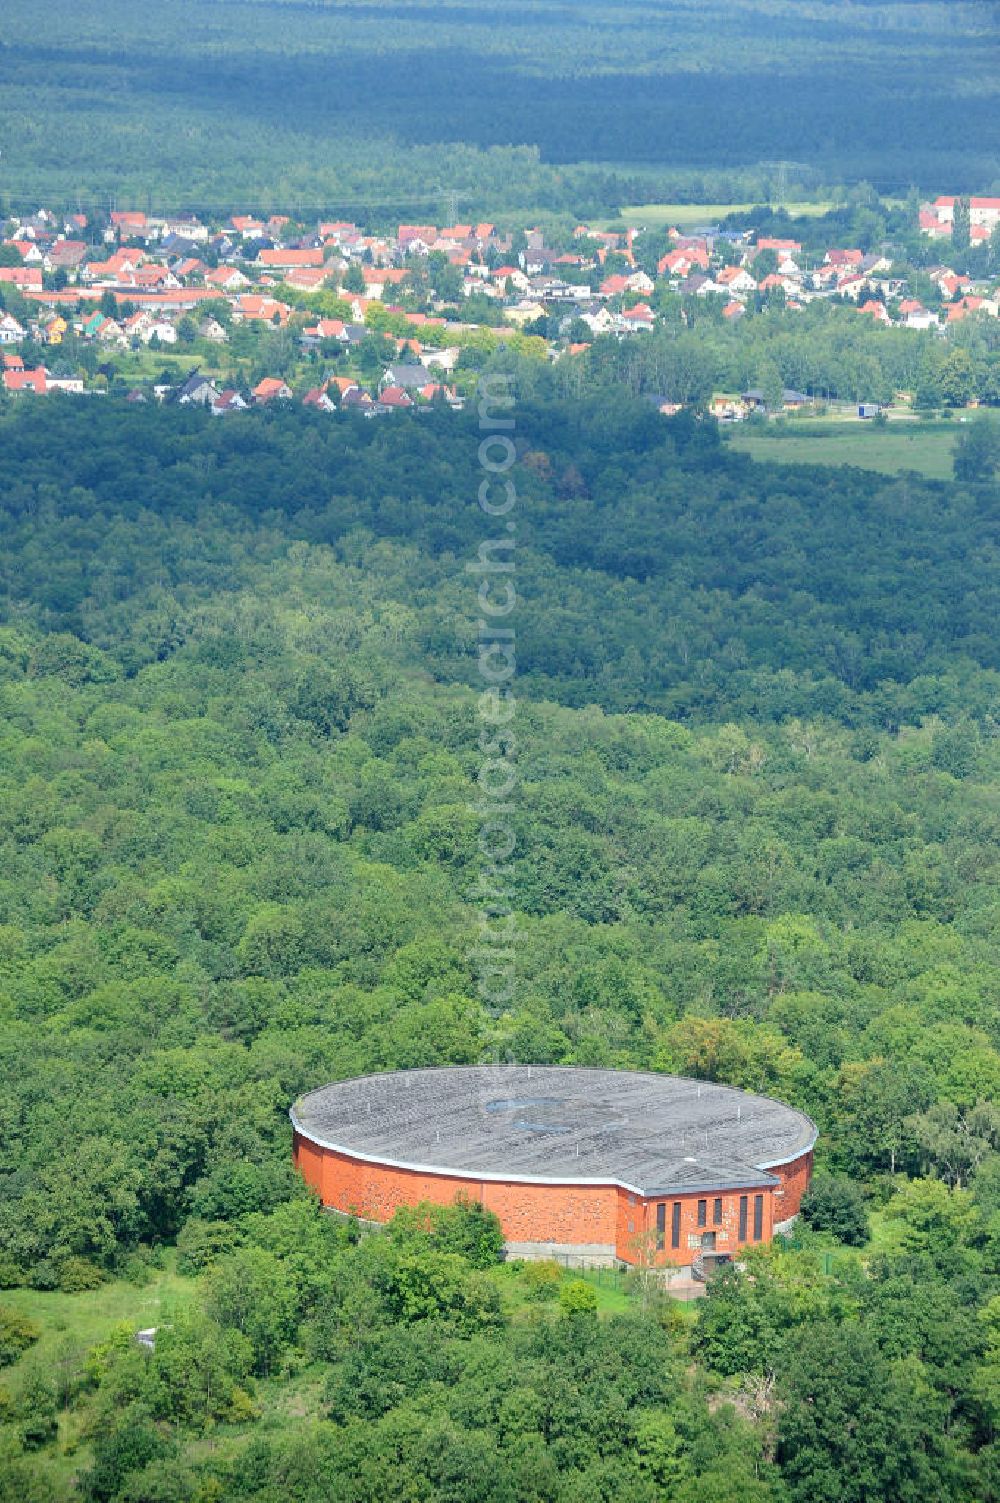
top-left (504, 1241), bottom-right (618, 1268)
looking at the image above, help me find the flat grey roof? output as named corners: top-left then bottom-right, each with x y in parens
top-left (291, 1066), bottom-right (817, 1197)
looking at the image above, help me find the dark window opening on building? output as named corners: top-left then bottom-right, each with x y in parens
top-left (739, 1195), bottom-right (748, 1241)
top-left (697, 1199), bottom-right (707, 1227)
top-left (713, 1197), bottom-right (723, 1225)
top-left (754, 1193), bottom-right (764, 1241)
top-left (671, 1201), bottom-right (681, 1249)
top-left (656, 1202), bottom-right (666, 1251)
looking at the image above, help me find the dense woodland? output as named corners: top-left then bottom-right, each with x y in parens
top-left (0, 0), bottom-right (996, 210)
top-left (2, 394), bottom-right (1000, 1497)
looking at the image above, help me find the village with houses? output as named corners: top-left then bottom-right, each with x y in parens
top-left (0, 193), bottom-right (998, 416)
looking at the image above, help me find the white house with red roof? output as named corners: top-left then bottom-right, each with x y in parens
top-left (617, 302), bottom-right (655, 332)
top-left (3, 366), bottom-right (47, 394)
top-left (252, 377), bottom-right (293, 403)
top-left (716, 266), bottom-right (757, 295)
top-left (302, 386), bottom-right (337, 412)
top-left (0, 266), bottom-right (43, 291)
top-left (931, 196), bottom-right (1000, 229)
top-left (897, 299), bottom-right (938, 330)
top-left (824, 248), bottom-right (864, 268)
top-left (599, 271), bottom-right (654, 298)
top-left (835, 273), bottom-right (868, 300)
top-left (211, 389), bottom-right (249, 415)
top-left (205, 266), bottom-right (251, 292)
top-left (232, 294), bottom-right (291, 325)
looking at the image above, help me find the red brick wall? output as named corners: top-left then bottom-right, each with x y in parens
top-left (625, 1184), bottom-right (776, 1266)
top-left (772, 1148), bottom-right (813, 1219)
top-left (294, 1134), bottom-right (617, 1248)
top-left (293, 1134), bottom-right (812, 1264)
top-left (481, 1179), bottom-right (617, 1249)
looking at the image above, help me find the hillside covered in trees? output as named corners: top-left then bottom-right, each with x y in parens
top-left (1, 393), bottom-right (1000, 1498)
top-left (0, 0), bottom-right (996, 210)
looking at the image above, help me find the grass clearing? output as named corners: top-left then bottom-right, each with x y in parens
top-left (725, 421), bottom-right (974, 481)
top-left (0, 1261), bottom-right (197, 1491)
top-left (1, 1259), bottom-right (195, 1382)
top-left (572, 1265), bottom-right (633, 1315)
top-left (612, 200), bottom-right (838, 228)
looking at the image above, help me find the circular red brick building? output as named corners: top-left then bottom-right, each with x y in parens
top-left (291, 1065), bottom-right (816, 1269)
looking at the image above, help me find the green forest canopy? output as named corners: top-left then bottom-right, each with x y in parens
top-left (2, 393), bottom-right (1000, 1498)
top-left (0, 0), bottom-right (996, 209)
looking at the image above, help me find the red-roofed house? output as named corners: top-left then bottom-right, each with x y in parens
top-left (658, 249), bottom-right (708, 276)
top-left (302, 386), bottom-right (337, 411)
top-left (618, 302), bottom-right (655, 331)
top-left (110, 210), bottom-right (147, 234)
top-left (256, 248), bottom-right (325, 270)
top-left (304, 318), bottom-right (347, 341)
top-left (328, 376), bottom-right (361, 399)
top-left (398, 225), bottom-right (438, 249)
top-left (206, 266), bottom-right (251, 292)
top-left (947, 296), bottom-right (998, 323)
top-left (284, 268), bottom-right (335, 292)
top-left (123, 265), bottom-right (178, 290)
top-left (835, 273), bottom-right (868, 300)
top-left (362, 267), bottom-right (408, 298)
top-left (0, 267), bottom-right (43, 290)
top-left (937, 272), bottom-right (973, 298)
top-left (82, 248), bottom-right (144, 283)
top-left (233, 295), bottom-right (291, 325)
top-left (3, 367), bottom-right (47, 394)
top-left (932, 196), bottom-right (1000, 229)
top-left (253, 377), bottom-right (293, 403)
top-left (919, 209), bottom-right (950, 239)
top-left (46, 240), bottom-right (90, 273)
top-left (211, 389), bottom-right (249, 415)
top-left (377, 386), bottom-right (413, 408)
top-left (898, 299), bottom-right (937, 330)
top-left (717, 266), bottom-right (757, 294)
top-left (172, 258), bottom-right (207, 281)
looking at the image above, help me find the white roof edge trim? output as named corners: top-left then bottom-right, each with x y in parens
top-left (289, 1108), bottom-right (814, 1195)
top-left (757, 1132), bottom-right (818, 1168)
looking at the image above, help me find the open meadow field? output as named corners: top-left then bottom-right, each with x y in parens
top-left (725, 419), bottom-right (997, 481)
